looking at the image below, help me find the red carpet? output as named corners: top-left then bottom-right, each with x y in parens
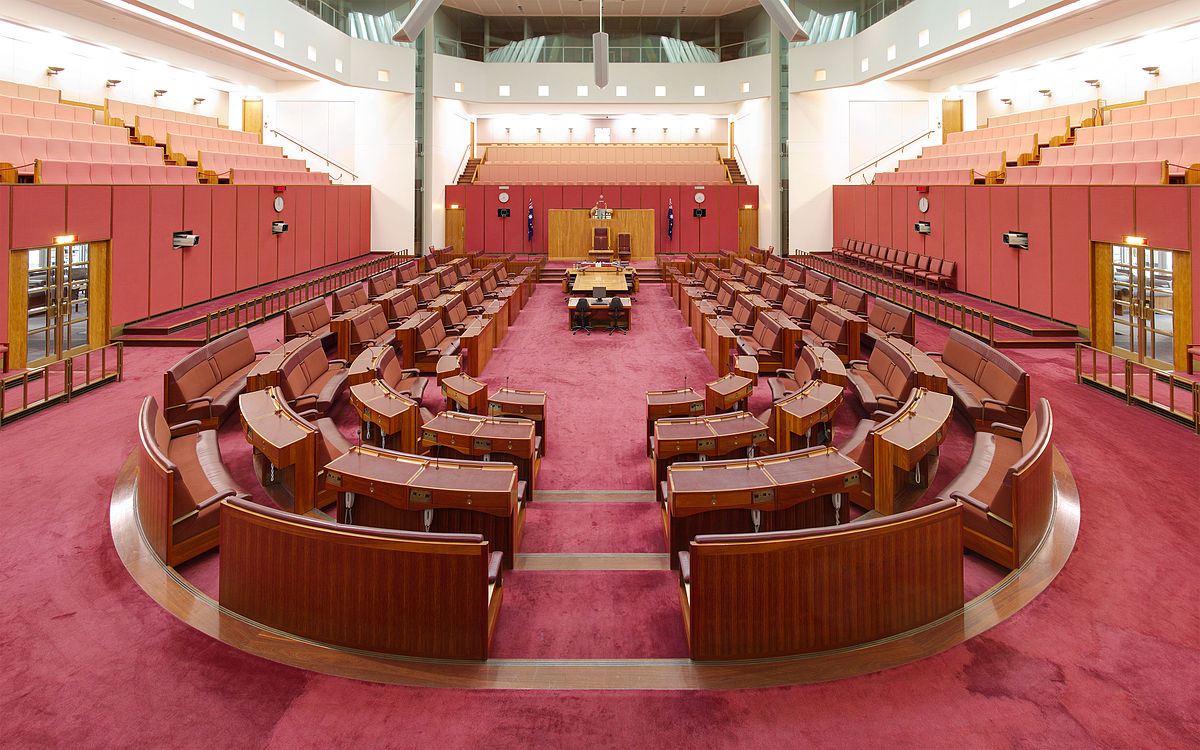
top-left (1, 273), bottom-right (1198, 747)
top-left (519, 503), bottom-right (667, 553)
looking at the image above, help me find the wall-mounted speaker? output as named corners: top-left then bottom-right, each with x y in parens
top-left (693, 208), bottom-right (706, 218)
top-left (914, 221), bottom-right (931, 235)
top-left (1003, 231), bottom-right (1029, 249)
top-left (498, 208), bottom-right (511, 218)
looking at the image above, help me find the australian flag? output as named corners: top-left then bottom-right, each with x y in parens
top-left (667, 198), bottom-right (674, 240)
top-left (527, 198), bottom-right (534, 242)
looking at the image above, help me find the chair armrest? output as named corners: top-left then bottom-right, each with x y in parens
top-left (948, 491), bottom-right (988, 513)
top-left (171, 489), bottom-right (237, 526)
top-left (168, 419), bottom-right (205, 434)
top-left (254, 349), bottom-right (273, 356)
top-left (466, 306), bottom-right (484, 314)
top-left (870, 409), bottom-right (895, 421)
top-left (775, 368), bottom-right (795, 379)
top-left (714, 306), bottom-right (733, 315)
top-left (171, 395), bottom-right (214, 408)
top-left (418, 349), bottom-right (442, 357)
top-left (924, 351), bottom-right (943, 358)
top-left (990, 422), bottom-right (1024, 439)
top-left (820, 338), bottom-right (839, 347)
top-left (755, 348), bottom-right (775, 357)
top-left (401, 368), bottom-right (422, 379)
top-left (980, 397), bottom-right (1013, 409)
top-left (327, 359), bottom-right (349, 368)
top-left (292, 393), bottom-right (320, 405)
top-left (848, 359), bottom-right (868, 368)
top-left (446, 324), bottom-right (466, 334)
top-left (733, 325), bottom-right (753, 335)
top-left (876, 394), bottom-right (901, 405)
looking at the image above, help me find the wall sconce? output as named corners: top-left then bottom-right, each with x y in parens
top-left (662, 127), bottom-right (668, 134)
top-left (193, 97), bottom-right (206, 105)
top-left (630, 127), bottom-right (636, 134)
top-left (46, 66), bottom-right (64, 76)
top-left (694, 127), bottom-right (700, 134)
top-left (999, 97), bottom-right (1012, 105)
top-left (154, 89), bottom-right (168, 97)
top-left (1038, 89), bottom-right (1052, 97)
top-left (1084, 79), bottom-right (1100, 88)
top-left (1143, 66), bottom-right (1160, 76)
top-left (105, 79), bottom-right (121, 87)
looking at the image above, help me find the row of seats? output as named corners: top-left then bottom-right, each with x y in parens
top-left (921, 133), bottom-right (1035, 162)
top-left (485, 144), bottom-right (719, 164)
top-left (897, 151), bottom-right (1004, 176)
top-left (2, 112), bottom-right (128, 144)
top-left (0, 94), bottom-right (93, 124)
top-left (1110, 95), bottom-right (1200, 125)
top-left (834, 240), bottom-right (957, 290)
top-left (169, 133), bottom-right (285, 165)
top-left (949, 115), bottom-right (1069, 147)
top-left (874, 168), bottom-right (975, 186)
top-left (1039, 136), bottom-right (1200, 177)
top-left (0, 79), bottom-right (59, 103)
top-left (1146, 82), bottom-right (1200, 104)
top-left (1004, 160), bottom-right (1167, 186)
top-left (200, 150), bottom-right (308, 177)
top-left (1077, 112), bottom-right (1200, 145)
top-left (230, 168), bottom-right (329, 185)
top-left (987, 98), bottom-right (1099, 129)
top-left (476, 162), bottom-right (727, 185)
top-left (106, 97), bottom-right (217, 129)
top-left (136, 115), bottom-right (258, 147)
top-left (1, 134), bottom-right (163, 177)
top-left (35, 160), bottom-right (196, 185)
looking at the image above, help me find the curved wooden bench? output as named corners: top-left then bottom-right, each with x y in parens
top-left (846, 337), bottom-right (918, 415)
top-left (163, 328), bottom-right (263, 431)
top-left (278, 335), bottom-right (349, 416)
top-left (800, 303), bottom-right (865, 364)
top-left (333, 304), bottom-right (396, 362)
top-left (283, 297), bottom-right (335, 350)
top-left (219, 497), bottom-right (503, 660)
top-left (351, 344), bottom-right (428, 405)
top-left (936, 398), bottom-right (1054, 569)
top-left (929, 329), bottom-right (1030, 431)
top-left (137, 395), bottom-right (250, 566)
top-left (678, 499), bottom-right (963, 660)
top-left (768, 344), bottom-right (847, 401)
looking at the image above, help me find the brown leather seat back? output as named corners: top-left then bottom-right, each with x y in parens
top-left (716, 283), bottom-right (735, 309)
top-left (368, 271), bottom-right (396, 297)
top-left (805, 271), bottom-right (833, 297)
top-left (398, 260), bottom-right (418, 282)
top-left (465, 281), bottom-right (485, 309)
top-left (832, 284), bottom-right (866, 314)
top-left (732, 296), bottom-right (756, 328)
top-left (391, 288), bottom-right (418, 318)
top-left (417, 315), bottom-right (446, 350)
top-left (445, 297), bottom-right (468, 327)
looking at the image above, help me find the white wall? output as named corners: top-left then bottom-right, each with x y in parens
top-left (475, 115), bottom-right (729, 145)
top-left (732, 96), bottom-right (774, 250)
top-left (429, 96), bottom-right (473, 249)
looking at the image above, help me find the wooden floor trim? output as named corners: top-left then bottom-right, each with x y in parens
top-left (533, 490), bottom-right (656, 502)
top-left (514, 553), bottom-right (671, 571)
top-left (109, 449), bottom-right (1080, 690)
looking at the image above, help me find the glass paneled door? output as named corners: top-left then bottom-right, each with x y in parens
top-left (25, 243), bottom-right (91, 368)
top-left (1110, 244), bottom-right (1175, 369)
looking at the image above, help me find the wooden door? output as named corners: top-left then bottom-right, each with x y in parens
top-left (243, 99), bottom-right (264, 143)
top-left (1093, 241), bottom-right (1192, 370)
top-left (738, 208), bottom-right (758, 253)
top-left (942, 99), bottom-right (963, 144)
top-left (8, 240), bottom-right (110, 370)
top-left (445, 208), bottom-right (466, 252)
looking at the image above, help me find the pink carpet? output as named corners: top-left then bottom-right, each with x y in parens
top-left (519, 503), bottom-right (668, 553)
top-left (1, 271), bottom-right (1198, 747)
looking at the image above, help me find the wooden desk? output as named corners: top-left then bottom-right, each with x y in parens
top-left (239, 387), bottom-right (319, 513)
top-left (808, 344), bottom-right (849, 387)
top-left (733, 355), bottom-right (760, 384)
top-left (436, 355), bottom-right (461, 384)
top-left (420, 411), bottom-right (541, 497)
top-left (565, 298), bottom-right (632, 331)
top-left (488, 388), bottom-right (548, 454)
top-left (759, 309), bottom-right (804, 370)
top-left (774, 380), bottom-right (844, 453)
top-left (869, 388), bottom-right (954, 515)
top-left (645, 388), bottom-right (704, 455)
top-left (461, 317), bottom-right (494, 377)
top-left (347, 345), bottom-right (390, 386)
top-left (246, 338), bottom-right (309, 392)
top-left (703, 317), bottom-right (736, 376)
top-left (349, 380), bottom-right (420, 453)
top-left (567, 265), bottom-right (632, 295)
top-left (652, 411), bottom-right (770, 501)
top-left (479, 299), bottom-right (509, 348)
top-left (705, 373), bottom-right (753, 415)
top-left (664, 446), bottom-right (862, 567)
top-left (324, 446), bottom-right (523, 567)
top-left (887, 337), bottom-right (950, 393)
top-left (442, 373), bottom-right (488, 414)
top-left (395, 310), bottom-right (441, 369)
top-left (548, 209), bottom-right (654, 260)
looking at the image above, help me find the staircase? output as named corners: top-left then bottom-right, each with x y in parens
top-left (723, 158), bottom-right (747, 185)
top-left (457, 158), bottom-right (481, 185)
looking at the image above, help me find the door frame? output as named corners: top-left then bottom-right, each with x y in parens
top-left (1091, 241), bottom-right (1191, 371)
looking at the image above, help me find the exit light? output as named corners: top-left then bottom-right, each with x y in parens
top-left (1124, 235), bottom-right (1147, 246)
top-left (54, 234), bottom-right (77, 245)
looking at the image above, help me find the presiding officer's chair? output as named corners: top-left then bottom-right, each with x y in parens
top-left (572, 298), bottom-right (592, 335)
top-left (607, 297), bottom-right (627, 336)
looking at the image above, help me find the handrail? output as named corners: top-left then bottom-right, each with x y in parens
top-left (733, 144), bottom-right (751, 185)
top-left (845, 129), bottom-right (937, 183)
top-left (1075, 343), bottom-right (1199, 433)
top-left (267, 126), bottom-right (359, 181)
top-left (453, 143), bottom-right (472, 185)
top-left (1, 342), bottom-right (123, 428)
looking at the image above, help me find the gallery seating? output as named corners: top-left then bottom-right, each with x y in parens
top-left (137, 395), bottom-right (250, 566)
top-left (677, 498), bottom-right (963, 660)
top-left (135, 115), bottom-right (258, 149)
top-left (1110, 95), bottom-right (1200, 124)
top-left (277, 336), bottom-right (349, 416)
top-left (163, 328), bottom-right (263, 431)
top-left (1146, 82), bottom-right (1200, 103)
top-left (936, 398), bottom-right (1055, 569)
top-left (166, 132), bottom-right (284, 165)
top-left (845, 338), bottom-right (918, 415)
top-left (1004, 161), bottom-right (1168, 185)
top-left (948, 115), bottom-right (1070, 148)
top-left (1037, 135), bottom-right (1200, 178)
top-left (863, 296), bottom-right (916, 348)
top-left (284, 297), bottom-right (336, 350)
top-left (106, 98), bottom-right (219, 129)
top-left (920, 133), bottom-right (1036, 163)
top-left (987, 98), bottom-right (1099, 128)
top-left (1076, 114), bottom-right (1200, 146)
top-left (228, 168), bottom-right (329, 185)
top-left (332, 282), bottom-right (370, 313)
top-left (33, 159), bottom-right (197, 184)
top-left (875, 168), bottom-right (976, 186)
top-left (896, 151), bottom-right (1004, 180)
top-left (0, 79), bottom-right (61, 103)
top-left (929, 329), bottom-right (1030, 431)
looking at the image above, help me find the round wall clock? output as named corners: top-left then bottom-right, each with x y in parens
top-left (498, 191), bottom-right (510, 203)
top-left (917, 196), bottom-right (930, 213)
top-left (273, 195), bottom-right (285, 213)
top-left (694, 192), bottom-right (706, 203)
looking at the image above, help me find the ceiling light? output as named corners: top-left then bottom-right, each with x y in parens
top-left (1084, 79), bottom-right (1100, 87)
top-left (1143, 66), bottom-right (1160, 76)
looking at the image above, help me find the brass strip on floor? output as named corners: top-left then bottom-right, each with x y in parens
top-left (514, 553), bottom-right (671, 571)
top-left (533, 490), bottom-right (656, 503)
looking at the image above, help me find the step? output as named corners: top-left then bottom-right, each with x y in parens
top-left (113, 333), bottom-right (208, 347)
top-left (992, 336), bottom-right (1089, 349)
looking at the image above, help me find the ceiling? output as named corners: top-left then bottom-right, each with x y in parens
top-left (440, 0), bottom-right (762, 18)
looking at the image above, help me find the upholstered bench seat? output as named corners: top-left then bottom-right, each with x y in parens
top-left (164, 328), bottom-right (262, 431)
top-left (932, 329), bottom-right (1030, 431)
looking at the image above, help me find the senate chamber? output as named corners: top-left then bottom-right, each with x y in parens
top-left (1, 0), bottom-right (1198, 746)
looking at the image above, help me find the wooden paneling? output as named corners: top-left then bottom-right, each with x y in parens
top-left (242, 100), bottom-right (263, 141)
top-left (5, 248), bottom-right (24, 367)
top-left (445, 208), bottom-right (466, 252)
top-left (147, 186), bottom-right (183, 316)
top-left (87, 241), bottom-right (111, 351)
top-left (942, 99), bottom-right (963, 141)
top-left (547, 209), bottom-right (655, 259)
top-left (963, 187), bottom-right (991, 298)
top-left (1090, 243), bottom-right (1112, 351)
top-left (738, 209), bottom-right (758, 253)
top-left (181, 186), bottom-right (212, 307)
top-left (1018, 186), bottom-right (1053, 317)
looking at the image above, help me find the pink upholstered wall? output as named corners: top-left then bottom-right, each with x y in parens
top-left (0, 183), bottom-right (371, 336)
top-left (832, 184), bottom-right (1200, 340)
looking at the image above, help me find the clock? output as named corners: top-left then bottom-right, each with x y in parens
top-left (694, 191), bottom-right (706, 204)
top-left (917, 196), bottom-right (929, 213)
top-left (498, 191), bottom-right (510, 204)
top-left (273, 195), bottom-right (285, 213)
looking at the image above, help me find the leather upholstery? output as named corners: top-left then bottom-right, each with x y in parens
top-left (333, 283), bottom-right (369, 313)
top-left (938, 329), bottom-right (1029, 427)
top-left (284, 298), bottom-right (336, 350)
top-left (278, 337), bottom-right (348, 415)
top-left (163, 328), bottom-right (257, 427)
top-left (846, 339), bottom-right (916, 414)
top-left (864, 297), bottom-right (915, 347)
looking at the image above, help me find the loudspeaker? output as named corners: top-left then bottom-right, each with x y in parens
top-left (593, 32), bottom-right (609, 89)
top-left (1003, 231), bottom-right (1029, 249)
top-left (498, 208), bottom-right (511, 217)
top-left (693, 208), bottom-right (706, 218)
top-left (914, 221), bottom-right (931, 235)
top-left (757, 0), bottom-right (810, 43)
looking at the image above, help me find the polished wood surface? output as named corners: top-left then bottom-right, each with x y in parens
top-left (347, 345), bottom-right (390, 386)
top-left (681, 501), bottom-right (963, 660)
top-left (568, 266), bottom-right (630, 295)
top-left (704, 373), bottom-right (752, 415)
top-left (774, 380), bottom-right (845, 453)
top-left (420, 410), bottom-right (541, 495)
top-left (645, 388), bottom-right (704, 455)
top-left (395, 310), bottom-right (441, 369)
top-left (246, 337), bottom-right (310, 392)
top-left (461, 317), bottom-right (493, 376)
top-left (442, 373), bottom-right (488, 414)
top-left (652, 411), bottom-right (770, 500)
top-left (238, 386), bottom-right (319, 513)
top-left (703, 317), bottom-right (736, 376)
top-left (488, 387), bottom-right (548, 450)
top-left (870, 388), bottom-right (954, 515)
top-left (349, 381), bottom-right (420, 453)
top-left (219, 499), bottom-right (501, 660)
top-left (888, 336), bottom-right (950, 393)
top-left (549, 209), bottom-right (654, 260)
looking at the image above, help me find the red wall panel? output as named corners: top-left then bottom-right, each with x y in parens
top-left (715, 185), bottom-right (739, 252)
top-left (148, 186), bottom-right (184, 316)
top-left (360, 186), bottom-right (371, 254)
top-left (697, 187), bottom-right (720, 251)
top-left (659, 186), bottom-right (680, 254)
top-left (291, 186), bottom-right (311, 274)
top-left (66, 186), bottom-right (112, 244)
top-left (463, 185), bottom-right (484, 252)
top-left (620, 186), bottom-right (641, 213)
top-left (562, 185), bottom-right (582, 209)
top-left (110, 186), bottom-right (151, 325)
top-left (483, 186), bottom-right (503, 252)
top-left (941, 187), bottom-right (966, 280)
top-left (640, 186), bottom-right (659, 255)
top-left (963, 187), bottom-right (991, 298)
top-left (851, 188), bottom-right (866, 241)
top-left (1089, 186), bottom-right (1135, 246)
top-left (919, 186), bottom-right (943, 259)
top-left (347, 186), bottom-right (361, 258)
top-left (236, 186), bottom-right (259, 289)
top-left (257, 188), bottom-right (277, 284)
top-left (832, 186), bottom-right (848, 246)
top-left (323, 186), bottom-right (338, 268)
top-left (12, 185), bottom-right (65, 250)
top-left (1189, 187), bottom-right (1200, 345)
top-left (1017, 186), bottom-right (1052, 317)
top-left (0, 188), bottom-right (7, 340)
top-left (865, 187), bottom-right (881, 245)
top-left (1050, 186), bottom-right (1091, 327)
top-left (181, 186), bottom-right (213, 307)
top-left (277, 186), bottom-right (297, 279)
top-left (336, 188), bottom-right (350, 262)
top-left (579, 186), bottom-right (602, 215)
top-left (891, 187), bottom-right (908, 253)
top-left (680, 190), bottom-right (701, 251)
top-left (210, 187), bottom-right (237, 297)
top-left (876, 186), bottom-right (893, 248)
top-left (502, 186), bottom-right (524, 252)
top-left (1135, 185), bottom-right (1188, 251)
top-left (989, 186), bottom-right (1020, 307)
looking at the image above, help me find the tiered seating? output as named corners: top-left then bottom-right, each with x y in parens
top-left (477, 143), bottom-right (729, 184)
top-left (1146, 82), bottom-right (1200, 103)
top-left (1005, 161), bottom-right (1167, 185)
top-left (136, 116), bottom-right (257, 149)
top-left (836, 240), bottom-right (957, 290)
top-left (928, 329), bottom-right (1030, 431)
top-left (106, 98), bottom-right (218, 129)
top-left (897, 152), bottom-right (1004, 179)
top-left (921, 133), bottom-right (1036, 161)
top-left (0, 80), bottom-right (61, 103)
top-left (1, 114), bottom-right (124, 143)
top-left (163, 328), bottom-right (263, 431)
top-left (0, 94), bottom-right (93, 123)
top-left (1077, 115), bottom-right (1200, 145)
top-left (1040, 137), bottom-right (1197, 175)
top-left (35, 160), bottom-right (196, 185)
top-left (1110, 95), bottom-right (1200, 124)
top-left (987, 99), bottom-right (1099, 129)
top-left (230, 169), bottom-right (328, 185)
top-left (875, 168), bottom-right (974, 186)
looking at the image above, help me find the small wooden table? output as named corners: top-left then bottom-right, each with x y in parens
top-left (645, 388), bottom-right (704, 455)
top-left (566, 298), bottom-right (633, 331)
top-left (488, 387), bottom-right (548, 454)
top-left (705, 373), bottom-right (753, 415)
top-left (436, 355), bottom-right (461, 385)
top-left (349, 380), bottom-right (420, 453)
top-left (441, 373), bottom-right (488, 414)
top-left (652, 411), bottom-right (770, 501)
top-left (239, 387), bottom-right (319, 513)
top-left (420, 411), bottom-right (541, 497)
top-left (460, 317), bottom-right (494, 376)
top-left (774, 380), bottom-right (844, 453)
top-left (733, 355), bottom-right (760, 385)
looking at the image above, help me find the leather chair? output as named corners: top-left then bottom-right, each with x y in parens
top-left (572, 298), bottom-right (592, 335)
top-left (607, 297), bottom-right (627, 335)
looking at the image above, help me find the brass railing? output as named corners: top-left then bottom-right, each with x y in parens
top-left (798, 253), bottom-right (997, 345)
top-left (1075, 344), bottom-right (1199, 433)
top-left (0, 342), bottom-right (124, 428)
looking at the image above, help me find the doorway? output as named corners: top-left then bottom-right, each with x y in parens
top-left (445, 207), bottom-right (465, 252)
top-left (8, 241), bottom-right (109, 370)
top-left (1104, 243), bottom-right (1184, 370)
top-left (738, 208), bottom-right (759, 253)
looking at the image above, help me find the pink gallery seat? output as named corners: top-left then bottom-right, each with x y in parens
top-left (876, 168), bottom-right (974, 186)
top-left (1039, 135), bottom-right (1200, 177)
top-left (1, 112), bottom-right (126, 144)
top-left (0, 95), bottom-right (92, 123)
top-left (0, 79), bottom-right (61, 103)
top-left (1146, 82), bottom-right (1200, 104)
top-left (167, 133), bottom-right (284, 164)
top-left (34, 158), bottom-right (197, 184)
top-left (1110, 96), bottom-right (1200, 125)
top-left (229, 168), bottom-right (329, 185)
top-left (897, 151), bottom-right (1003, 175)
top-left (1077, 113), bottom-right (1200, 146)
top-left (948, 116), bottom-right (1068, 147)
top-left (1004, 161), bottom-right (1166, 185)
top-left (199, 150), bottom-right (308, 177)
top-left (137, 115), bottom-right (257, 146)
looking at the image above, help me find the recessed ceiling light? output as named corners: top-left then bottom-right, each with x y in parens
top-left (307, 45), bottom-right (316, 62)
top-left (577, 85), bottom-right (588, 96)
top-left (538, 85), bottom-right (549, 96)
top-left (498, 84), bottom-right (511, 97)
top-left (741, 81), bottom-right (750, 93)
top-left (693, 85), bottom-right (705, 96)
top-left (335, 58), bottom-right (343, 73)
top-left (814, 68), bottom-right (827, 82)
top-left (273, 29), bottom-right (284, 48)
top-left (377, 69), bottom-right (390, 82)
top-left (958, 10), bottom-right (972, 30)
top-left (454, 81), bottom-right (463, 93)
top-left (918, 29), bottom-right (930, 47)
top-left (860, 57), bottom-right (869, 73)
top-left (887, 45), bottom-right (896, 61)
top-left (231, 10), bottom-right (245, 30)
top-left (655, 85), bottom-right (666, 96)
top-left (616, 85), bottom-right (627, 96)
